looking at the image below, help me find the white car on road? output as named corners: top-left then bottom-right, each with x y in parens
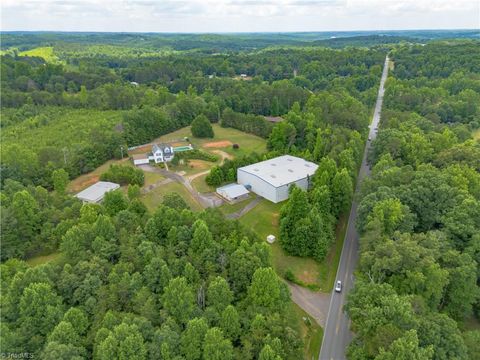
top-left (335, 280), bottom-right (342, 293)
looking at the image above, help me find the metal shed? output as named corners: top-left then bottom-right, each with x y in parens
top-left (216, 183), bottom-right (250, 203)
top-left (75, 181), bottom-right (120, 203)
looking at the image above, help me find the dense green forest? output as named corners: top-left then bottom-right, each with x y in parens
top-left (1, 184), bottom-right (304, 359)
top-left (1, 32), bottom-right (479, 360)
top-left (346, 42), bottom-right (480, 359)
top-left (1, 30), bottom-right (478, 52)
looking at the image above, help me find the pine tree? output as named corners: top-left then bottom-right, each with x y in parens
top-left (181, 318), bottom-right (208, 360)
top-left (203, 328), bottom-right (233, 360)
top-left (162, 277), bottom-right (195, 325)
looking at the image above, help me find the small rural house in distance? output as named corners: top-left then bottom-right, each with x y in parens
top-left (75, 181), bottom-right (120, 203)
top-left (264, 116), bottom-right (283, 123)
top-left (237, 155), bottom-right (318, 203)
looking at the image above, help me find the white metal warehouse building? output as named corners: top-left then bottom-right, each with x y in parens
top-left (237, 155), bottom-right (318, 203)
top-left (75, 181), bottom-right (120, 203)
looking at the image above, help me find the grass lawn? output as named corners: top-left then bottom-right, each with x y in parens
top-left (288, 302), bottom-right (323, 360)
top-left (134, 124), bottom-right (266, 158)
top-left (271, 242), bottom-right (322, 289)
top-left (239, 199), bottom-right (282, 240)
top-left (240, 198), bottom-right (348, 291)
top-left (169, 159), bottom-right (218, 177)
top-left (144, 171), bottom-right (165, 187)
top-left (26, 252), bottom-right (63, 267)
top-left (218, 196), bottom-right (255, 215)
top-left (191, 173), bottom-right (216, 193)
top-left (141, 181), bottom-right (203, 212)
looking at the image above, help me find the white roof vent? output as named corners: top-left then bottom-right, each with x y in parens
top-left (288, 169), bottom-right (294, 173)
top-left (270, 174), bottom-right (276, 178)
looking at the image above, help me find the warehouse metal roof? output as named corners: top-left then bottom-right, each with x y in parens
top-left (75, 181), bottom-right (120, 203)
top-left (238, 155), bottom-right (318, 188)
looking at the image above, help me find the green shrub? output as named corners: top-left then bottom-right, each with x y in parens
top-left (100, 164), bottom-right (144, 186)
top-left (285, 269), bottom-right (296, 282)
top-left (176, 149), bottom-right (218, 162)
top-left (191, 114), bottom-right (214, 138)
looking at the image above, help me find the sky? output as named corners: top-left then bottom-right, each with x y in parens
top-left (1, 0), bottom-right (479, 33)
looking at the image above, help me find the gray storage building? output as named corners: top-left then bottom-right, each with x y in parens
top-left (216, 183), bottom-right (250, 203)
top-left (237, 155), bottom-right (318, 203)
top-left (75, 181), bottom-right (120, 203)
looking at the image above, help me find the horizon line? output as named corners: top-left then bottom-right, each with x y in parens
top-left (1, 28), bottom-right (479, 35)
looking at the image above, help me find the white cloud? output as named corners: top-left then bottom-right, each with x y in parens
top-left (1, 0), bottom-right (479, 32)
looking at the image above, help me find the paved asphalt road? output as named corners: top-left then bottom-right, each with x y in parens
top-left (319, 56), bottom-right (390, 360)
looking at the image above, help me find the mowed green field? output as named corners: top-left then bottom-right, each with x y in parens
top-left (144, 171), bottom-right (165, 187)
top-left (239, 199), bottom-right (282, 240)
top-left (141, 181), bottom-right (203, 212)
top-left (239, 198), bottom-right (348, 292)
top-left (191, 173), bottom-right (216, 193)
top-left (218, 196), bottom-right (255, 215)
top-left (145, 123), bottom-right (267, 157)
top-left (19, 46), bottom-right (62, 63)
top-left (238, 199), bottom-right (322, 287)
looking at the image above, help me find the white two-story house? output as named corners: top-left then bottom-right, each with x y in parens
top-left (149, 143), bottom-right (174, 163)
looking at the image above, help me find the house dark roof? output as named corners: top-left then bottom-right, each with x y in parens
top-left (264, 116), bottom-right (284, 123)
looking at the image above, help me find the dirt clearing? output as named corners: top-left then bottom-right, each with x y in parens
top-left (203, 140), bottom-right (233, 148)
top-left (128, 144), bottom-right (152, 155)
top-left (211, 150), bottom-right (234, 161)
top-left (69, 175), bottom-right (100, 193)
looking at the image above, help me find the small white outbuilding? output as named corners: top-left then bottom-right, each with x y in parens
top-left (216, 183), bottom-right (249, 203)
top-left (267, 235), bottom-right (276, 244)
top-left (132, 154), bottom-right (149, 166)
